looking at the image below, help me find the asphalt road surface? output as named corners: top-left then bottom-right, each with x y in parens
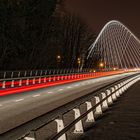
top-left (0, 72), bottom-right (136, 134)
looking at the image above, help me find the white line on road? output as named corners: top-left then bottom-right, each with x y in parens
top-left (67, 86), bottom-right (72, 89)
top-left (15, 99), bottom-right (24, 102)
top-left (58, 89), bottom-right (64, 91)
top-left (0, 104), bottom-right (3, 107)
top-left (47, 91), bottom-right (53, 93)
top-left (33, 94), bottom-right (41, 97)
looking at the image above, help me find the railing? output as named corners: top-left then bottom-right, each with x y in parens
top-left (0, 70), bottom-right (127, 90)
top-left (1, 73), bottom-right (139, 140)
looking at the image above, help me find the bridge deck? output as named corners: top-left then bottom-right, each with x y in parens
top-left (81, 81), bottom-right (140, 140)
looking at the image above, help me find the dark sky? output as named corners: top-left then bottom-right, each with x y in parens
top-left (65, 0), bottom-right (140, 38)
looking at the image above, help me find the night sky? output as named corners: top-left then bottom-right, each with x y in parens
top-left (65, 0), bottom-right (140, 38)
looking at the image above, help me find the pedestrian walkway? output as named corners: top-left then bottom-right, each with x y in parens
top-left (81, 81), bottom-right (140, 140)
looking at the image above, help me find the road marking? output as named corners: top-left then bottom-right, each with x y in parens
top-left (67, 86), bottom-right (72, 89)
top-left (0, 104), bottom-right (3, 107)
top-left (48, 91), bottom-right (53, 93)
top-left (24, 137), bottom-right (35, 140)
top-left (75, 84), bottom-right (79, 87)
top-left (15, 99), bottom-right (24, 102)
top-left (58, 89), bottom-right (63, 91)
top-left (33, 94), bottom-right (40, 97)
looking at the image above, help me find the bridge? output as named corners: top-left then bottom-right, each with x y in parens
top-left (0, 20), bottom-right (140, 140)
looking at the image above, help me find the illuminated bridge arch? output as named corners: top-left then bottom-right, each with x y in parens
top-left (86, 20), bottom-right (140, 70)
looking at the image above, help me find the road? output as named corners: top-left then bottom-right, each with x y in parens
top-left (0, 72), bottom-right (136, 135)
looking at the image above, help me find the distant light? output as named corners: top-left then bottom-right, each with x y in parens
top-left (99, 62), bottom-right (104, 68)
top-left (57, 55), bottom-right (61, 59)
top-left (113, 67), bottom-right (116, 70)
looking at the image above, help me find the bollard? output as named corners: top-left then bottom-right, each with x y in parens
top-left (101, 92), bottom-right (108, 110)
top-left (73, 108), bottom-right (84, 133)
top-left (94, 96), bottom-right (102, 115)
top-left (85, 101), bottom-right (95, 122)
top-left (106, 89), bottom-right (113, 105)
top-left (24, 131), bottom-right (36, 140)
top-left (111, 87), bottom-right (117, 101)
top-left (55, 119), bottom-right (66, 140)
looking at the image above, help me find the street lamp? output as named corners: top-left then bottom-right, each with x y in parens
top-left (77, 57), bottom-right (81, 67)
top-left (99, 62), bottom-right (104, 68)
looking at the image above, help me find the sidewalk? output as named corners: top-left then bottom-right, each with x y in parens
top-left (81, 81), bottom-right (140, 140)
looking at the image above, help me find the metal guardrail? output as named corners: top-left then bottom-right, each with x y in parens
top-left (0, 73), bottom-right (139, 140)
top-left (0, 70), bottom-right (126, 90)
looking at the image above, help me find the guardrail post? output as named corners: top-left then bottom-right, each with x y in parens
top-left (121, 82), bottom-right (125, 94)
top-left (24, 131), bottom-right (36, 140)
top-left (55, 119), bottom-right (66, 140)
top-left (38, 77), bottom-right (41, 83)
top-left (11, 80), bottom-right (14, 87)
top-left (26, 79), bottom-right (29, 85)
top-left (19, 79), bottom-right (22, 86)
top-left (111, 87), bottom-right (117, 101)
top-left (118, 83), bottom-right (123, 95)
top-left (85, 101), bottom-right (95, 122)
top-left (106, 89), bottom-right (113, 105)
top-left (94, 96), bottom-right (102, 115)
top-left (115, 85), bottom-right (120, 97)
top-left (73, 108), bottom-right (84, 133)
top-left (44, 77), bottom-right (46, 83)
top-left (101, 92), bottom-right (108, 110)
top-left (2, 81), bottom-right (6, 88)
top-left (33, 78), bottom-right (35, 84)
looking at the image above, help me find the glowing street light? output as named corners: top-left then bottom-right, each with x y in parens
top-left (99, 62), bottom-right (104, 68)
top-left (77, 57), bottom-right (81, 65)
top-left (56, 55), bottom-right (61, 64)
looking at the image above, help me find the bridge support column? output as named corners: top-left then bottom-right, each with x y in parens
top-left (106, 89), bottom-right (113, 105)
top-left (85, 101), bottom-right (95, 122)
top-left (111, 87), bottom-right (117, 101)
top-left (101, 92), bottom-right (108, 110)
top-left (73, 108), bottom-right (84, 133)
top-left (24, 131), bottom-right (36, 140)
top-left (94, 96), bottom-right (102, 115)
top-left (55, 119), bottom-right (66, 140)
